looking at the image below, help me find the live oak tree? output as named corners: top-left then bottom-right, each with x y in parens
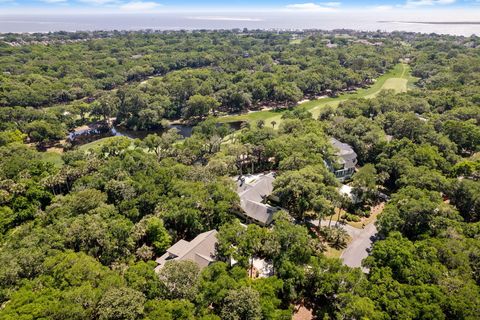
top-left (92, 95), bottom-right (117, 124)
top-left (273, 165), bottom-right (338, 222)
top-left (351, 163), bottom-right (379, 205)
top-left (125, 261), bottom-right (163, 300)
top-left (97, 287), bottom-right (146, 320)
top-left (220, 287), bottom-right (262, 320)
top-left (376, 187), bottom-right (462, 240)
top-left (449, 179), bottom-right (480, 223)
top-left (25, 120), bottom-right (65, 148)
top-left (443, 119), bottom-right (480, 155)
top-left (157, 260), bottom-right (201, 301)
top-left (144, 299), bottom-right (196, 320)
top-left (142, 129), bottom-right (180, 161)
top-left (183, 94), bottom-right (220, 120)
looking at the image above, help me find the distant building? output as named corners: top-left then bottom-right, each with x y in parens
top-left (327, 138), bottom-right (358, 181)
top-left (154, 230), bottom-right (218, 272)
top-left (235, 172), bottom-right (280, 226)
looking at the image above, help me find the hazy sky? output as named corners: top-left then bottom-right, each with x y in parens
top-left (1, 0), bottom-right (480, 15)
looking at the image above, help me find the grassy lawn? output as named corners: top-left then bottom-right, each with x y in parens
top-left (38, 134), bottom-right (129, 167)
top-left (77, 136), bottom-right (146, 153)
top-left (39, 151), bottom-right (64, 168)
top-left (324, 246), bottom-right (343, 259)
top-left (362, 63), bottom-right (410, 98)
top-left (220, 63), bottom-right (413, 128)
top-left (380, 78), bottom-right (408, 93)
top-left (77, 136), bottom-right (116, 152)
top-left (322, 202), bottom-right (385, 229)
top-left (347, 203), bottom-right (385, 229)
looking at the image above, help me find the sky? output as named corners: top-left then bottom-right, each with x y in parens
top-left (0, 0), bottom-right (479, 14)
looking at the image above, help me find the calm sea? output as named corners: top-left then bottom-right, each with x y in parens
top-left (0, 13), bottom-right (479, 36)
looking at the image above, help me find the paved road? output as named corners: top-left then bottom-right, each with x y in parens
top-left (310, 219), bottom-right (377, 271)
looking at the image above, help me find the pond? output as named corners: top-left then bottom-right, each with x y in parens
top-left (68, 121), bottom-right (245, 146)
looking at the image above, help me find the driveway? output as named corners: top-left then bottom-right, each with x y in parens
top-left (309, 219), bottom-right (377, 271)
top-left (340, 222), bottom-right (377, 271)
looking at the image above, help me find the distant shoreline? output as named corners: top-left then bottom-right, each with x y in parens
top-left (0, 14), bottom-right (478, 35)
top-left (379, 21), bottom-right (480, 25)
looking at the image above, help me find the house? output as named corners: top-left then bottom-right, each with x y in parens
top-left (154, 230), bottom-right (218, 272)
top-left (235, 172), bottom-right (279, 226)
top-left (328, 138), bottom-right (358, 181)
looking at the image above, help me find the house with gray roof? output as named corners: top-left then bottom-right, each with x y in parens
top-left (154, 230), bottom-right (218, 272)
top-left (236, 172), bottom-right (279, 226)
top-left (328, 138), bottom-right (358, 181)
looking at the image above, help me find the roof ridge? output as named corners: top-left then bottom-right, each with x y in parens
top-left (245, 199), bottom-right (271, 207)
top-left (195, 252), bottom-right (215, 261)
top-left (177, 230), bottom-right (217, 260)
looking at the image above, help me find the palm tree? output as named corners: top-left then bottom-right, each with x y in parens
top-left (42, 175), bottom-right (60, 196)
top-left (329, 227), bottom-right (349, 250)
top-left (252, 145), bottom-right (265, 172)
top-left (336, 194), bottom-right (350, 226)
top-left (270, 120), bottom-right (277, 129)
top-left (313, 196), bottom-right (332, 228)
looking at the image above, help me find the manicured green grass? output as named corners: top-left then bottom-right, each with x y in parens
top-left (368, 63), bottom-right (417, 96)
top-left (77, 136), bottom-right (144, 153)
top-left (362, 63), bottom-right (409, 98)
top-left (381, 78), bottom-right (408, 93)
top-left (78, 137), bottom-right (115, 152)
top-left (39, 151), bottom-right (64, 168)
top-left (220, 63), bottom-right (413, 128)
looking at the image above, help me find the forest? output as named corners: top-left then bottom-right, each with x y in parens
top-left (0, 30), bottom-right (479, 319)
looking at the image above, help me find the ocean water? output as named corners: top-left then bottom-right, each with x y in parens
top-left (0, 13), bottom-right (479, 36)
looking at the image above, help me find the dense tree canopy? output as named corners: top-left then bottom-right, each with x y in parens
top-left (0, 29), bottom-right (479, 319)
